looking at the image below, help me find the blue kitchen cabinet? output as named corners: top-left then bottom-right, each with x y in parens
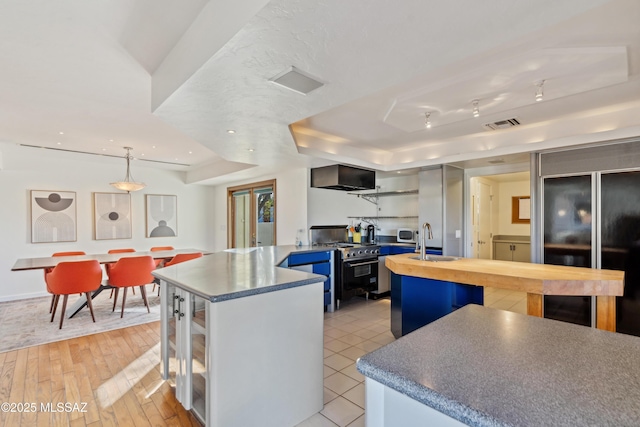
top-left (390, 272), bottom-right (483, 338)
top-left (287, 250), bottom-right (335, 311)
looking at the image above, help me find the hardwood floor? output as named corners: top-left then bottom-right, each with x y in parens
top-left (0, 321), bottom-right (201, 427)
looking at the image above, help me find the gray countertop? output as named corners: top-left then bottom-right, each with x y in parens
top-left (357, 304), bottom-right (640, 426)
top-left (151, 245), bottom-right (329, 302)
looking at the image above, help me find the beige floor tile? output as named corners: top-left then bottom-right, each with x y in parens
top-left (324, 372), bottom-right (359, 395)
top-left (320, 396), bottom-right (364, 427)
top-left (325, 339), bottom-right (352, 353)
top-left (324, 353), bottom-right (354, 371)
top-left (324, 387), bottom-right (339, 404)
top-left (324, 365), bottom-right (337, 378)
top-left (337, 334), bottom-right (366, 346)
top-left (342, 383), bottom-right (365, 408)
top-left (340, 363), bottom-right (364, 383)
top-left (325, 327), bottom-right (350, 339)
top-left (334, 323), bottom-right (362, 333)
top-left (324, 348), bottom-right (335, 358)
top-left (295, 412), bottom-right (339, 427)
top-left (366, 323), bottom-right (389, 333)
top-left (351, 328), bottom-right (379, 340)
top-left (354, 339), bottom-right (384, 352)
top-left (370, 332), bottom-right (395, 345)
top-left (339, 346), bottom-right (368, 361)
top-left (347, 415), bottom-right (365, 427)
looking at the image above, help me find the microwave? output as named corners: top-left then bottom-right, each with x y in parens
top-left (397, 228), bottom-right (417, 243)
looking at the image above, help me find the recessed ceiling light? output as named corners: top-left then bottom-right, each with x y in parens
top-left (227, 130), bottom-right (236, 134)
top-left (397, 171), bottom-right (402, 174)
top-left (152, 145), bottom-right (156, 149)
top-left (188, 151), bottom-right (193, 154)
top-left (57, 142), bottom-right (61, 145)
top-left (141, 153), bottom-right (145, 156)
top-left (175, 157), bottom-right (178, 160)
top-left (102, 148), bottom-right (106, 151)
top-left (109, 139), bottom-right (114, 142)
top-left (58, 131), bottom-right (64, 135)
top-left (248, 148), bottom-right (255, 152)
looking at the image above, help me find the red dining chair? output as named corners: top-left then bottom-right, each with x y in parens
top-left (46, 251), bottom-right (86, 313)
top-left (107, 256), bottom-right (156, 318)
top-left (150, 246), bottom-right (174, 266)
top-left (164, 252), bottom-right (203, 267)
top-left (106, 249), bottom-right (136, 297)
top-left (154, 252), bottom-right (203, 296)
top-left (46, 260), bottom-right (103, 329)
top-left (150, 246), bottom-right (175, 293)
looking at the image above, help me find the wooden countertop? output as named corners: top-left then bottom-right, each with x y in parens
top-left (385, 254), bottom-right (624, 296)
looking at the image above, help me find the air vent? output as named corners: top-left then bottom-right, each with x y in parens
top-left (269, 66), bottom-right (325, 95)
top-left (483, 118), bottom-right (521, 131)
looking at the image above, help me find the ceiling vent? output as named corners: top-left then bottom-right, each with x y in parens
top-left (269, 66), bottom-right (325, 95)
top-left (483, 118), bottom-right (521, 131)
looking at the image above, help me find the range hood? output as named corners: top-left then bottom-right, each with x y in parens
top-left (311, 165), bottom-right (376, 191)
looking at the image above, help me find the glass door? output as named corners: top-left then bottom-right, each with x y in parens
top-left (228, 180), bottom-right (276, 248)
top-left (542, 174), bottom-right (593, 326)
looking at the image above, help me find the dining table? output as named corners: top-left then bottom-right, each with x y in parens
top-left (12, 248), bottom-right (210, 318)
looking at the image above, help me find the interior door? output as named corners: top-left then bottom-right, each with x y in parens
top-left (228, 180), bottom-right (276, 248)
top-left (476, 181), bottom-right (492, 259)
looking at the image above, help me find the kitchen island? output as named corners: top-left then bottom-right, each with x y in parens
top-left (386, 254), bottom-right (624, 335)
top-left (152, 245), bottom-right (330, 427)
top-left (356, 304), bottom-right (640, 426)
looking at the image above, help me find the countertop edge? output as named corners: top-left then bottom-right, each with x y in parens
top-left (356, 359), bottom-right (505, 427)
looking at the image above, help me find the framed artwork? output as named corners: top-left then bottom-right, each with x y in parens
top-left (146, 194), bottom-right (177, 237)
top-left (94, 192), bottom-right (132, 240)
top-left (31, 190), bottom-right (77, 243)
top-left (512, 196), bottom-right (531, 224)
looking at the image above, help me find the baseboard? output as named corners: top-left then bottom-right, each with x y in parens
top-left (0, 291), bottom-right (50, 302)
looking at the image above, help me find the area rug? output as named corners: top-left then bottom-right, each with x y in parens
top-left (0, 284), bottom-right (161, 353)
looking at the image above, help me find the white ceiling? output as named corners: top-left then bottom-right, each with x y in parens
top-left (1, 0), bottom-right (639, 184)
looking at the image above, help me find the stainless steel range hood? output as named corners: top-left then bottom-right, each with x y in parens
top-left (310, 165), bottom-right (375, 191)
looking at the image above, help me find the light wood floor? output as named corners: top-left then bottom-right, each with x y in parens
top-left (0, 321), bottom-right (201, 427)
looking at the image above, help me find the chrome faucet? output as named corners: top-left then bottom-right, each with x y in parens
top-left (421, 222), bottom-right (433, 261)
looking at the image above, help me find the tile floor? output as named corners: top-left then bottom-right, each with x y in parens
top-left (296, 287), bottom-right (527, 426)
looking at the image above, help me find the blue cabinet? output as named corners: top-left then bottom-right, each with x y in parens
top-left (287, 250), bottom-right (335, 311)
top-left (390, 272), bottom-right (483, 338)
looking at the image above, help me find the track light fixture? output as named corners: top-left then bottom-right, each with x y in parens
top-left (472, 99), bottom-right (480, 117)
top-left (535, 80), bottom-right (545, 102)
top-left (424, 112), bottom-right (432, 129)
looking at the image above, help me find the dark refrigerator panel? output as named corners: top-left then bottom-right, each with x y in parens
top-left (601, 171), bottom-right (640, 336)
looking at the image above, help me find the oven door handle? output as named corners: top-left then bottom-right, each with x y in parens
top-left (345, 259), bottom-right (378, 267)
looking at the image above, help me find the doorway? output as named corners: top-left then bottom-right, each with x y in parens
top-left (228, 179), bottom-right (276, 248)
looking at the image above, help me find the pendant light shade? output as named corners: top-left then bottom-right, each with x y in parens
top-left (110, 147), bottom-right (145, 192)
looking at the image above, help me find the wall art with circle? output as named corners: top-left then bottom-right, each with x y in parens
top-left (31, 190), bottom-right (77, 243)
top-left (94, 192), bottom-right (132, 240)
top-left (146, 194), bottom-right (177, 237)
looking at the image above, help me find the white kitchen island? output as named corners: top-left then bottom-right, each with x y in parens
top-left (152, 246), bottom-right (328, 427)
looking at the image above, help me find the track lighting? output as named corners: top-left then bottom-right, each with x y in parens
top-left (535, 80), bottom-right (545, 102)
top-left (472, 100), bottom-right (480, 117)
top-left (424, 112), bottom-right (432, 129)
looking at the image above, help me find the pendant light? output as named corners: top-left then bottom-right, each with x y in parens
top-left (110, 147), bottom-right (146, 192)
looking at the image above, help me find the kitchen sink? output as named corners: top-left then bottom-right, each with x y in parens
top-left (409, 255), bottom-right (460, 262)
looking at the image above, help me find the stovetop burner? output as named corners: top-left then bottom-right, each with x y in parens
top-left (314, 242), bottom-right (380, 260)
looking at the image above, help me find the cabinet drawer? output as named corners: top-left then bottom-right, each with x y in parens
top-left (312, 262), bottom-right (331, 276)
top-left (288, 251), bottom-right (331, 266)
top-left (324, 292), bottom-right (332, 306)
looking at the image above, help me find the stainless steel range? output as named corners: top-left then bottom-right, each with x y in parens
top-left (310, 226), bottom-right (380, 309)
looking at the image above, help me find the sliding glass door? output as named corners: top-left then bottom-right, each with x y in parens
top-left (228, 180), bottom-right (276, 248)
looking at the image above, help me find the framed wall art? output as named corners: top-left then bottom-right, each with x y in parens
top-left (31, 190), bottom-right (77, 243)
top-left (146, 194), bottom-right (177, 237)
top-left (94, 192), bottom-right (132, 240)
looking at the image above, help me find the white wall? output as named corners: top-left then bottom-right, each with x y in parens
top-left (0, 144), bottom-right (215, 301)
top-left (210, 167), bottom-right (308, 251)
top-left (307, 173), bottom-right (419, 236)
top-left (497, 180), bottom-right (531, 236)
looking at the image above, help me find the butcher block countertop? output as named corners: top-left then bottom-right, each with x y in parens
top-left (386, 254), bottom-right (624, 331)
top-left (385, 254), bottom-right (623, 296)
